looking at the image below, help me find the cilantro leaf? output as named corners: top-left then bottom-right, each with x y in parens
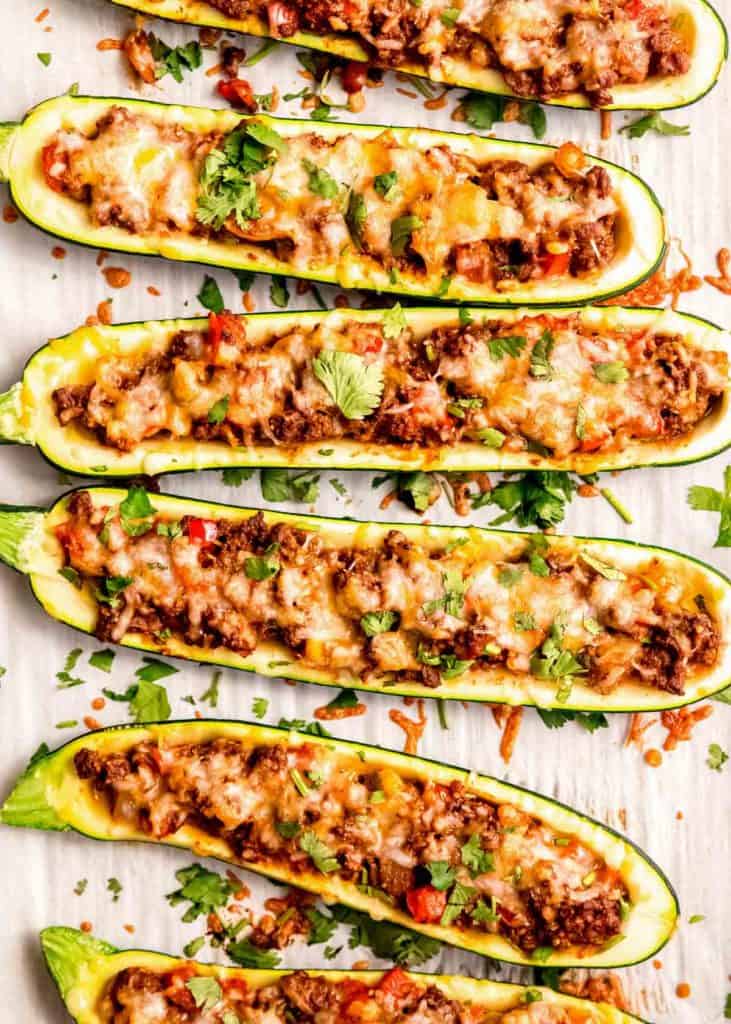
top-left (426, 861), bottom-right (457, 890)
top-left (477, 427), bottom-right (505, 448)
top-left (487, 335), bottom-right (526, 361)
top-left (312, 350), bottom-right (384, 419)
top-left (460, 92), bottom-right (506, 131)
top-left (226, 939), bottom-right (280, 968)
top-left (324, 688), bottom-right (359, 710)
top-left (390, 215), bottom-right (423, 257)
top-left (708, 743), bottom-right (728, 772)
top-left (130, 678), bottom-right (171, 723)
top-left (221, 467), bottom-right (254, 486)
top-left (167, 863), bottom-right (236, 922)
top-left (345, 191), bottom-right (367, 249)
top-left (374, 171), bottom-right (398, 200)
top-left (303, 158), bottom-right (339, 198)
top-left (269, 276), bottom-right (290, 308)
top-left (260, 468), bottom-right (320, 503)
top-left (186, 977), bottom-right (222, 1012)
top-left (207, 394), bottom-right (230, 424)
top-left (244, 543), bottom-right (280, 580)
top-left (330, 905), bottom-right (441, 966)
top-left (461, 832), bottom-right (494, 876)
top-left (382, 303), bottom-right (407, 339)
top-left (530, 330), bottom-right (555, 379)
top-left (620, 112), bottom-right (690, 139)
top-left (688, 466), bottom-right (731, 546)
top-left (440, 881), bottom-right (476, 926)
top-left (305, 907), bottom-right (339, 945)
top-left (252, 696), bottom-right (269, 719)
top-left (197, 275), bottom-right (224, 313)
top-left (300, 830), bottom-right (340, 872)
top-left (536, 708), bottom-right (608, 733)
top-left (89, 649), bottom-right (115, 673)
top-left (475, 471), bottom-right (578, 529)
top-left (361, 610), bottom-right (399, 636)
top-left (593, 361), bottom-right (629, 384)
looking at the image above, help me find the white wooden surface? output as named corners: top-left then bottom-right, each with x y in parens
top-left (0, 1), bottom-right (729, 1019)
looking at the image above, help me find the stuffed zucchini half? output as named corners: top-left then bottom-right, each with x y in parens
top-left (0, 94), bottom-right (666, 306)
top-left (109, 0), bottom-right (727, 112)
top-left (1, 305), bottom-right (729, 477)
top-left (0, 486), bottom-right (729, 711)
top-left (40, 926), bottom-right (649, 1023)
top-left (3, 721), bottom-right (678, 969)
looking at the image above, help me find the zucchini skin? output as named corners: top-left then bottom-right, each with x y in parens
top-left (2, 485), bottom-right (731, 712)
top-left (1, 94), bottom-right (666, 307)
top-left (1, 720), bottom-right (677, 969)
top-left (4, 305), bottom-right (731, 477)
top-left (39, 925), bottom-right (651, 1023)
top-left (106, 0), bottom-right (727, 114)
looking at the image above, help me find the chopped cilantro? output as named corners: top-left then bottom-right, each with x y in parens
top-left (374, 170), bottom-right (399, 201)
top-left (73, 879), bottom-right (87, 896)
top-left (243, 39), bottom-right (280, 65)
top-left (303, 158), bottom-right (339, 198)
top-left (227, 940), bottom-right (280, 968)
top-left (688, 466), bottom-right (731, 546)
top-left (200, 671), bottom-right (221, 708)
top-left (89, 649), bottom-right (115, 673)
top-left (440, 882), bottom-right (476, 926)
top-left (107, 877), bottom-right (123, 902)
top-left (270, 275), bottom-right (290, 308)
top-left (426, 862), bottom-right (457, 890)
top-left (514, 611), bottom-right (536, 631)
top-left (221, 467), bottom-right (254, 486)
top-left (330, 905), bottom-right (441, 966)
top-left (620, 111), bottom-right (689, 138)
top-left (186, 977), bottom-right (222, 1012)
top-left (345, 190), bottom-right (367, 249)
top-left (260, 468), bottom-right (320, 503)
top-left (305, 907), bottom-right (339, 945)
top-left (361, 610), bottom-right (399, 636)
top-left (461, 832), bottom-right (494, 876)
top-left (197, 275), bottom-right (224, 313)
top-left (529, 330), bottom-right (555, 380)
top-left (487, 334), bottom-right (526, 361)
top-left (244, 543), bottom-right (280, 580)
top-left (708, 743), bottom-right (728, 772)
top-left (149, 34), bottom-right (202, 82)
top-left (498, 566), bottom-right (522, 589)
top-left (167, 863), bottom-right (235, 922)
top-left (593, 361), bottom-right (629, 384)
top-left (300, 830), bottom-right (340, 872)
top-left (207, 394), bottom-right (230, 424)
top-left (130, 678), bottom-right (172, 723)
top-left (382, 303), bottom-right (407, 339)
top-left (251, 696), bottom-right (269, 719)
top-left (37, 52), bottom-right (52, 66)
top-left (390, 215), bottom-right (423, 257)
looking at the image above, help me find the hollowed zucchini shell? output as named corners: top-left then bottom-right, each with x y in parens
top-left (39, 925), bottom-right (650, 1022)
top-left (106, 0), bottom-right (726, 113)
top-left (1, 720), bottom-right (678, 969)
top-left (0, 94), bottom-right (666, 305)
top-left (0, 486), bottom-right (729, 711)
top-left (1, 305), bottom-right (729, 477)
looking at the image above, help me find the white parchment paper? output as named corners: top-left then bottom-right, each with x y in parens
top-left (0, 1), bottom-right (730, 1018)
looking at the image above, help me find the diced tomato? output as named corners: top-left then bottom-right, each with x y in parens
top-left (208, 310), bottom-right (247, 361)
top-left (625, 0), bottom-right (645, 17)
top-left (405, 885), bottom-right (447, 924)
top-left (341, 61), bottom-right (368, 94)
top-left (41, 141), bottom-right (69, 193)
top-left (217, 78), bottom-right (257, 111)
top-left (377, 967), bottom-right (418, 1002)
top-left (187, 517), bottom-right (218, 544)
top-left (539, 251), bottom-right (570, 277)
top-left (221, 977), bottom-right (249, 997)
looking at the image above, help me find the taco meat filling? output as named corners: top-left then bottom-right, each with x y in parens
top-left (41, 107), bottom-right (621, 290)
top-left (75, 735), bottom-right (629, 957)
top-left (55, 490), bottom-right (719, 696)
top-left (204, 0), bottom-right (690, 107)
top-left (102, 965), bottom-right (606, 1022)
top-left (51, 311), bottom-right (728, 458)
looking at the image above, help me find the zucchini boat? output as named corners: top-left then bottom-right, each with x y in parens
top-left (3, 720), bottom-right (678, 969)
top-left (40, 925), bottom-right (649, 1022)
top-left (109, 0), bottom-right (727, 112)
top-left (0, 485), bottom-right (729, 711)
top-left (1, 305), bottom-right (729, 477)
top-left (0, 94), bottom-right (666, 306)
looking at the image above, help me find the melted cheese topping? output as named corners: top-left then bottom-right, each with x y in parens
top-left (56, 492), bottom-right (720, 698)
top-left (53, 313), bottom-right (728, 459)
top-left (77, 735), bottom-right (627, 957)
top-left (44, 109), bottom-right (620, 288)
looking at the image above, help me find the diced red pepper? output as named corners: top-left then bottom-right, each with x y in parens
top-left (539, 251), bottom-right (570, 277)
top-left (405, 885), bottom-right (447, 924)
top-left (217, 78), bottom-right (257, 111)
top-left (187, 517), bottom-right (218, 544)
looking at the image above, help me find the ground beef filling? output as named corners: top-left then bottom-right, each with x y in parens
top-left (76, 736), bottom-right (629, 956)
top-left (206, 0), bottom-right (690, 107)
top-left (104, 965), bottom-right (593, 1022)
top-left (41, 107), bottom-right (620, 286)
top-left (51, 312), bottom-right (728, 458)
top-left (55, 491), bottom-right (720, 695)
